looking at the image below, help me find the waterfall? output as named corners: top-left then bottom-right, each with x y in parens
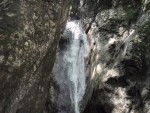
top-left (52, 20), bottom-right (90, 113)
top-left (66, 20), bottom-right (90, 113)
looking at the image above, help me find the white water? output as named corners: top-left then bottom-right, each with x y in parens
top-left (65, 20), bottom-right (90, 113)
top-left (52, 20), bottom-right (89, 113)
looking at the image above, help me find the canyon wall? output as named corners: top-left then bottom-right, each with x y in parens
top-left (0, 0), bottom-right (71, 113)
top-left (81, 0), bottom-right (150, 113)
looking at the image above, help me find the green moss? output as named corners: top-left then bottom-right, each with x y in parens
top-left (123, 7), bottom-right (139, 22)
top-left (143, 0), bottom-right (150, 11)
top-left (120, 0), bottom-right (142, 23)
top-left (132, 21), bottom-right (150, 59)
top-left (146, 2), bottom-right (150, 9)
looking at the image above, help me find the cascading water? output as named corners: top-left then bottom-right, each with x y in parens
top-left (67, 20), bottom-right (90, 113)
top-left (52, 20), bottom-right (90, 113)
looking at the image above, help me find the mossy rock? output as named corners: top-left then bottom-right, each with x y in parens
top-left (124, 7), bottom-right (139, 22)
top-left (132, 21), bottom-right (150, 61)
top-left (119, 0), bottom-right (142, 23)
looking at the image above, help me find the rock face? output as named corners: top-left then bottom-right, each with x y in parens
top-left (80, 0), bottom-right (150, 113)
top-left (0, 0), bottom-right (71, 113)
top-left (1, 0), bottom-right (150, 113)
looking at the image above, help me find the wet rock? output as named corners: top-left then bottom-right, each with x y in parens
top-left (80, 0), bottom-right (150, 113)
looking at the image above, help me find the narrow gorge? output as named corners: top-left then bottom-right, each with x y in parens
top-left (0, 0), bottom-right (150, 113)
